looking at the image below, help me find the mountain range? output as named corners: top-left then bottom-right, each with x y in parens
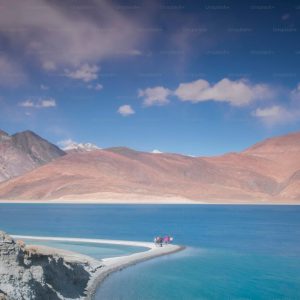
top-left (0, 130), bottom-right (299, 203)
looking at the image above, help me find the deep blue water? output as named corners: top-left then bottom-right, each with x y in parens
top-left (0, 204), bottom-right (300, 299)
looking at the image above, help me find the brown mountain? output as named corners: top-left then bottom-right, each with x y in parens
top-left (0, 130), bottom-right (65, 183)
top-left (0, 131), bottom-right (299, 203)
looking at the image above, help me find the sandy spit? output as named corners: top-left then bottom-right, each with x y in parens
top-left (12, 235), bottom-right (185, 300)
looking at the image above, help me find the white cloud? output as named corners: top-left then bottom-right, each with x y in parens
top-left (19, 100), bottom-right (35, 108)
top-left (65, 64), bottom-right (99, 82)
top-left (174, 78), bottom-right (272, 106)
top-left (138, 86), bottom-right (172, 107)
top-left (253, 106), bottom-right (282, 118)
top-left (87, 83), bottom-right (103, 91)
top-left (38, 99), bottom-right (56, 108)
top-left (252, 82), bottom-right (300, 126)
top-left (252, 105), bottom-right (297, 125)
top-left (40, 84), bottom-right (49, 90)
top-left (138, 78), bottom-right (272, 108)
top-left (118, 105), bottom-right (135, 117)
top-left (19, 98), bottom-right (56, 109)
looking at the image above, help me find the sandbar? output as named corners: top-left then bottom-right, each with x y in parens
top-left (12, 235), bottom-right (184, 299)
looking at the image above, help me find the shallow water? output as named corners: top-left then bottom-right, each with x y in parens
top-left (22, 239), bottom-right (147, 260)
top-left (0, 204), bottom-right (300, 299)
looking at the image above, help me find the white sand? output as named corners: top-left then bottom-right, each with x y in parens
top-left (12, 235), bottom-right (155, 249)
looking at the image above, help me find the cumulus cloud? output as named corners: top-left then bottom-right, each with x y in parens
top-left (174, 78), bottom-right (272, 106)
top-left (65, 64), bottom-right (99, 82)
top-left (251, 82), bottom-right (300, 126)
top-left (138, 87), bottom-right (172, 107)
top-left (253, 106), bottom-right (284, 118)
top-left (139, 78), bottom-right (272, 108)
top-left (19, 98), bottom-right (56, 109)
top-left (118, 105), bottom-right (135, 117)
top-left (0, 0), bottom-right (144, 70)
top-left (252, 105), bottom-right (297, 125)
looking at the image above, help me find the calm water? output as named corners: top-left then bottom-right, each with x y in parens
top-left (21, 239), bottom-right (147, 260)
top-left (0, 204), bottom-right (300, 300)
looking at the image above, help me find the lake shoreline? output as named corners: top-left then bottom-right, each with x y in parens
top-left (1, 199), bottom-right (299, 205)
top-left (2, 205), bottom-right (300, 299)
top-left (86, 244), bottom-right (185, 300)
top-left (11, 235), bottom-right (184, 300)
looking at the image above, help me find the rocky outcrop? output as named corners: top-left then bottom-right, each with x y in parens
top-left (0, 231), bottom-right (102, 300)
top-left (0, 290), bottom-right (8, 300)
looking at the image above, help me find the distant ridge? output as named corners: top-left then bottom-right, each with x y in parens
top-left (244, 131), bottom-right (300, 154)
top-left (0, 130), bottom-right (299, 203)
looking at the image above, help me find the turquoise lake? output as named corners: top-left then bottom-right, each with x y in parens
top-left (20, 239), bottom-right (147, 260)
top-left (0, 204), bottom-right (300, 299)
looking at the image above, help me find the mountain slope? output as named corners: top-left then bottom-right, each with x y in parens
top-left (0, 130), bottom-right (65, 182)
top-left (0, 131), bottom-right (299, 203)
top-left (244, 131), bottom-right (300, 154)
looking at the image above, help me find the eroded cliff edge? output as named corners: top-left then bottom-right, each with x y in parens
top-left (0, 231), bottom-right (102, 300)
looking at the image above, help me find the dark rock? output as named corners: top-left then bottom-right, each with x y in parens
top-left (0, 231), bottom-right (97, 300)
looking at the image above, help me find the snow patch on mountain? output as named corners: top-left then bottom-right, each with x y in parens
top-left (152, 149), bottom-right (163, 154)
top-left (58, 139), bottom-right (101, 152)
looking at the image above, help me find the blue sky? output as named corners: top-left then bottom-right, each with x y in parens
top-left (0, 0), bottom-right (299, 156)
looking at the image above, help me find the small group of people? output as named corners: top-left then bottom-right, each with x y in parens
top-left (154, 235), bottom-right (173, 247)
